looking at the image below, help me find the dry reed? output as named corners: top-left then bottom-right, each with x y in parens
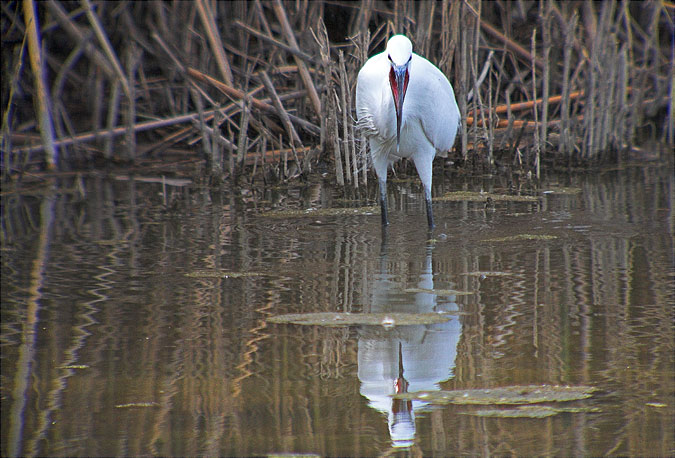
top-left (1, 0), bottom-right (672, 183)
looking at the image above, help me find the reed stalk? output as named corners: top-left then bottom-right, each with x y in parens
top-left (3, 0), bottom-right (671, 180)
top-left (22, 0), bottom-right (57, 169)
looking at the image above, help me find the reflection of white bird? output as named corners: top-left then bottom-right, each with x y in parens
top-left (356, 35), bottom-right (460, 228)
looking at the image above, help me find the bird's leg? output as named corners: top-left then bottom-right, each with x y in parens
top-left (379, 179), bottom-right (389, 226)
top-left (424, 186), bottom-right (435, 229)
top-left (413, 154), bottom-right (435, 230)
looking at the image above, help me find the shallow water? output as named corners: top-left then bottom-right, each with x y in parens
top-left (1, 164), bottom-right (673, 457)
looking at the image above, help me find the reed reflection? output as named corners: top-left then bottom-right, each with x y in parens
top-left (357, 240), bottom-right (462, 448)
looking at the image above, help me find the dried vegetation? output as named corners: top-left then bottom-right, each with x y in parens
top-left (1, 0), bottom-right (673, 183)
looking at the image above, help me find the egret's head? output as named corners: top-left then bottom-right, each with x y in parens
top-left (386, 35), bottom-right (412, 148)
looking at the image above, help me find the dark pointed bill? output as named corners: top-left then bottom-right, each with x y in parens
top-left (389, 62), bottom-right (410, 149)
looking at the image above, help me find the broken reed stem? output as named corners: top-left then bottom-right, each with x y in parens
top-left (187, 67), bottom-right (320, 136)
top-left (272, 0), bottom-right (322, 118)
top-left (314, 18), bottom-right (344, 186)
top-left (540, 0), bottom-right (551, 161)
top-left (466, 90), bottom-right (586, 121)
top-left (471, 1), bottom-right (483, 158)
top-left (81, 0), bottom-right (130, 99)
top-left (23, 0), bottom-right (57, 169)
top-left (195, 0), bottom-right (234, 86)
top-left (236, 98), bottom-right (249, 177)
top-left (233, 20), bottom-right (317, 65)
top-left (259, 70), bottom-right (303, 175)
top-left (559, 12), bottom-right (577, 156)
top-left (260, 71), bottom-right (302, 147)
top-left (211, 111), bottom-right (223, 177)
top-left (125, 44), bottom-right (141, 162)
top-left (459, 2), bottom-right (469, 159)
top-left (190, 87), bottom-right (212, 166)
top-left (45, 0), bottom-right (115, 79)
top-left (487, 68), bottom-right (493, 165)
top-left (340, 51), bottom-right (359, 186)
top-left (104, 79), bottom-right (120, 159)
top-left (531, 28), bottom-right (540, 179)
top-left (338, 51), bottom-right (352, 185)
top-left (1, 34), bottom-right (27, 176)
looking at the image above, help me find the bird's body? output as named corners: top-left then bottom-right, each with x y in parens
top-left (356, 35), bottom-right (460, 228)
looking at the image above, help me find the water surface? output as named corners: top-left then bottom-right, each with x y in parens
top-left (1, 164), bottom-right (673, 457)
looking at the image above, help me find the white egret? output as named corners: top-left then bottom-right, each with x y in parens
top-left (356, 35), bottom-right (460, 228)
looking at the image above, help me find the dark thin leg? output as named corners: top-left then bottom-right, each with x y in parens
top-left (425, 198), bottom-right (435, 229)
top-left (379, 180), bottom-right (389, 226)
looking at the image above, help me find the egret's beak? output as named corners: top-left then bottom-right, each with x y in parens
top-left (389, 62), bottom-right (410, 149)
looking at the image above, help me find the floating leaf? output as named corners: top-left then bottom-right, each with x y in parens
top-left (553, 406), bottom-right (602, 413)
top-left (482, 234), bottom-right (558, 242)
top-left (464, 406), bottom-right (558, 418)
top-left (542, 187), bottom-right (582, 195)
top-left (645, 402), bottom-right (667, 408)
top-left (462, 405), bottom-right (600, 418)
top-left (433, 191), bottom-right (538, 202)
top-left (115, 402), bottom-right (159, 408)
top-left (268, 312), bottom-right (456, 327)
top-left (404, 288), bottom-right (474, 296)
top-left (260, 206), bottom-right (379, 218)
top-left (186, 270), bottom-right (263, 279)
top-left (394, 385), bottom-right (598, 405)
top-left (462, 271), bottom-right (513, 277)
top-left (268, 454), bottom-right (321, 458)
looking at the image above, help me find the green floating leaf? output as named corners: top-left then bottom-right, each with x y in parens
top-left (394, 385), bottom-right (598, 405)
top-left (465, 406), bottom-right (559, 418)
top-left (61, 364), bottom-right (89, 370)
top-left (543, 187), bottom-right (582, 195)
top-left (260, 206), bottom-right (380, 218)
top-left (461, 271), bottom-right (513, 277)
top-left (482, 234), bottom-right (558, 242)
top-left (553, 406), bottom-right (602, 413)
top-left (115, 402), bottom-right (159, 408)
top-left (433, 191), bottom-right (538, 202)
top-left (186, 270), bottom-right (264, 279)
top-left (645, 402), bottom-right (667, 408)
top-left (268, 454), bottom-right (321, 458)
top-left (404, 288), bottom-right (474, 296)
top-left (268, 312), bottom-right (456, 327)
top-left (462, 405), bottom-right (600, 418)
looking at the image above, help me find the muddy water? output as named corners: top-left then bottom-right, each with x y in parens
top-left (1, 164), bottom-right (673, 457)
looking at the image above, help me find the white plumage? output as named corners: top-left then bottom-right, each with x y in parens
top-left (356, 35), bottom-right (460, 228)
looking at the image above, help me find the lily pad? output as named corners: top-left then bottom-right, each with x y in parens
top-left (404, 288), bottom-right (474, 296)
top-left (393, 385), bottom-right (598, 405)
top-left (645, 402), bottom-right (667, 408)
top-left (463, 405), bottom-right (601, 418)
top-left (433, 191), bottom-right (538, 202)
top-left (542, 187), bottom-right (582, 195)
top-left (260, 206), bottom-right (379, 218)
top-left (186, 270), bottom-right (264, 279)
top-left (268, 312), bottom-right (456, 327)
top-left (461, 271), bottom-right (513, 277)
top-left (61, 364), bottom-right (89, 370)
top-left (482, 234), bottom-right (558, 242)
top-left (268, 455), bottom-right (321, 458)
top-left (115, 402), bottom-right (159, 408)
top-left (465, 406), bottom-right (559, 418)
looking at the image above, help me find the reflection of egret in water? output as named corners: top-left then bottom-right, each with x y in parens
top-left (358, 242), bottom-right (462, 448)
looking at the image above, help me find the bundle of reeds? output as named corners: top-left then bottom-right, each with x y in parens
top-left (1, 1), bottom-right (672, 183)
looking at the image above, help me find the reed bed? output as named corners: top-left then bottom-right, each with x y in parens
top-left (1, 0), bottom-right (672, 183)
